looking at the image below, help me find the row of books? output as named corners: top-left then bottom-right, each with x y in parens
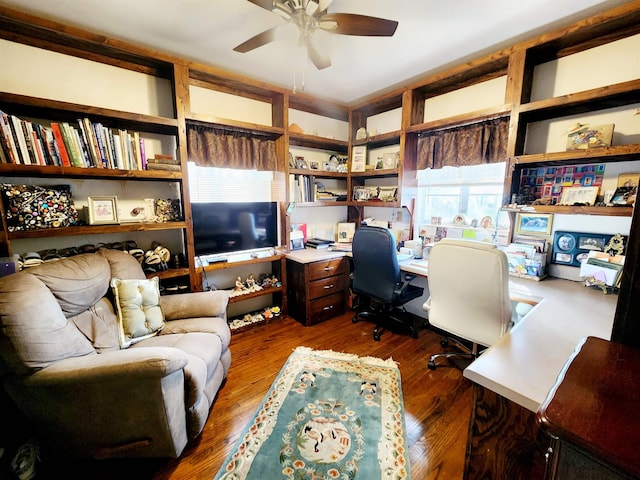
top-left (0, 111), bottom-right (173, 171)
top-left (288, 174), bottom-right (346, 202)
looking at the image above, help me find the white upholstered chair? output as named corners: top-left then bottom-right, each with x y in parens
top-left (423, 238), bottom-right (512, 370)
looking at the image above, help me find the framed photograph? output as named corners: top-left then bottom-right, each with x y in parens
top-left (308, 160), bottom-right (321, 170)
top-left (377, 186), bottom-right (397, 202)
top-left (382, 152), bottom-right (398, 169)
top-left (88, 196), bottom-right (119, 225)
top-left (337, 222), bottom-right (356, 242)
top-left (295, 156), bottom-right (307, 169)
top-left (353, 186), bottom-right (370, 201)
top-left (515, 213), bottom-right (553, 236)
top-left (610, 186), bottom-right (636, 205)
top-left (578, 235), bottom-right (606, 251)
top-left (559, 186), bottom-right (599, 206)
top-left (351, 146), bottom-right (367, 172)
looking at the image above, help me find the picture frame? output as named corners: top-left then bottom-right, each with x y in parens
top-left (377, 186), bottom-right (397, 202)
top-left (295, 156), bottom-right (307, 169)
top-left (566, 123), bottom-right (614, 150)
top-left (351, 146), bottom-right (367, 172)
top-left (353, 186), bottom-right (370, 201)
top-left (88, 196), bottom-right (119, 225)
top-left (515, 212), bottom-right (553, 236)
top-left (382, 152), bottom-right (398, 169)
top-left (559, 186), bottom-right (599, 206)
top-left (308, 160), bottom-right (321, 171)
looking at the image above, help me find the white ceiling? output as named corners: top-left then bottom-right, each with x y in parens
top-left (0, 0), bottom-right (632, 105)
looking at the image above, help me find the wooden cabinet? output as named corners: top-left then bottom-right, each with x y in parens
top-left (536, 337), bottom-right (640, 480)
top-left (286, 256), bottom-right (348, 326)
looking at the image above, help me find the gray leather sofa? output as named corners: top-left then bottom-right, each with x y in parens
top-left (0, 249), bottom-right (231, 459)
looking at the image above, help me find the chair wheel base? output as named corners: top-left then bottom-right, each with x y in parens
top-left (440, 338), bottom-right (449, 348)
top-left (427, 359), bottom-right (436, 370)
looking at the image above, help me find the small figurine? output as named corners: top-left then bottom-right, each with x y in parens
top-left (234, 276), bottom-right (244, 291)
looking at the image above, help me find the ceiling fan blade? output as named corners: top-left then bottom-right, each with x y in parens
top-left (319, 13), bottom-right (398, 36)
top-left (307, 40), bottom-right (331, 70)
top-left (317, 0), bottom-right (334, 12)
top-left (233, 27), bottom-right (279, 53)
top-left (246, 0), bottom-right (275, 11)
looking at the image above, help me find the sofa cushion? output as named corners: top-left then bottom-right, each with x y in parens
top-left (111, 277), bottom-right (165, 348)
top-left (0, 272), bottom-right (95, 374)
top-left (69, 298), bottom-right (121, 353)
top-left (28, 253), bottom-right (111, 317)
top-left (99, 249), bottom-right (146, 281)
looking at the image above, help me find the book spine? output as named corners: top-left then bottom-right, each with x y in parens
top-left (73, 127), bottom-right (91, 167)
top-left (78, 118), bottom-right (99, 167)
top-left (132, 131), bottom-right (142, 170)
top-left (102, 126), bottom-right (115, 169)
top-left (138, 135), bottom-right (147, 170)
top-left (112, 131), bottom-right (125, 170)
top-left (50, 123), bottom-right (71, 167)
top-left (92, 122), bottom-right (108, 168)
top-left (0, 112), bottom-right (19, 164)
top-left (30, 130), bottom-right (46, 165)
top-left (8, 115), bottom-right (29, 164)
top-left (44, 128), bottom-right (61, 166)
top-left (21, 121), bottom-right (37, 164)
top-left (60, 123), bottom-right (82, 167)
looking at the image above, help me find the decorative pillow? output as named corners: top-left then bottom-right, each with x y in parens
top-left (1, 183), bottom-right (79, 232)
top-left (111, 277), bottom-right (165, 348)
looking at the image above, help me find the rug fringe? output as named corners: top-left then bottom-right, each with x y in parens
top-left (293, 346), bottom-right (399, 368)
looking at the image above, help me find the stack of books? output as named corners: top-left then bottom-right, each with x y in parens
top-left (306, 238), bottom-right (333, 249)
top-left (146, 154), bottom-right (181, 171)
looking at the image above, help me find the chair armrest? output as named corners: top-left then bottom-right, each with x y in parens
top-left (22, 347), bottom-right (188, 386)
top-left (394, 273), bottom-right (418, 295)
top-left (160, 290), bottom-right (229, 321)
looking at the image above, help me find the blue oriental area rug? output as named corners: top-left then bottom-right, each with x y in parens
top-left (214, 346), bottom-right (410, 479)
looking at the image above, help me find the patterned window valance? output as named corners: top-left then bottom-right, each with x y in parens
top-left (416, 117), bottom-right (509, 171)
top-left (186, 122), bottom-right (278, 171)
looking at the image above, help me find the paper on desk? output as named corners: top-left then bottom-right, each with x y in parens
top-left (462, 229), bottom-right (477, 239)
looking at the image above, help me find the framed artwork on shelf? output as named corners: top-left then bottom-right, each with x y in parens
top-left (308, 160), bottom-right (321, 171)
top-left (566, 123), bottom-right (614, 150)
top-left (515, 213), bottom-right (553, 236)
top-left (351, 146), bottom-right (367, 172)
top-left (377, 186), bottom-right (397, 202)
top-left (295, 156), bottom-right (307, 169)
top-left (88, 196), bottom-right (119, 225)
top-left (559, 186), bottom-right (599, 206)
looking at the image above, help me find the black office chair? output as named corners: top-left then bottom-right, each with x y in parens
top-left (351, 225), bottom-right (424, 341)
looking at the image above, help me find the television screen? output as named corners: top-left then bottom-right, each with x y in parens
top-left (192, 202), bottom-right (279, 257)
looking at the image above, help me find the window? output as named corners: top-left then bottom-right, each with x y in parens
top-left (188, 163), bottom-right (274, 202)
top-left (416, 162), bottom-right (509, 229)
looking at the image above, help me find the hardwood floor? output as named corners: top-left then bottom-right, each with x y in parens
top-left (38, 313), bottom-right (473, 479)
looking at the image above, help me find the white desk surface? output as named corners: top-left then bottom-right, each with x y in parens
top-left (464, 277), bottom-right (618, 412)
top-left (285, 249), bottom-right (618, 413)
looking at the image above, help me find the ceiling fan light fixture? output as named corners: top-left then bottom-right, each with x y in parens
top-left (305, 1), bottom-right (319, 16)
top-left (273, 1), bottom-right (292, 20)
top-left (318, 20), bottom-right (338, 30)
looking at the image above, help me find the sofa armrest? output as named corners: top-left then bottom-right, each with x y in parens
top-left (160, 290), bottom-right (229, 321)
top-left (22, 347), bottom-right (188, 386)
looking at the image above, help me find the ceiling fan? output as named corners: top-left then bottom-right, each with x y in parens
top-left (234, 0), bottom-right (398, 70)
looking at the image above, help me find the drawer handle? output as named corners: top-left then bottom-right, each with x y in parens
top-left (323, 284), bottom-right (334, 289)
top-left (323, 305), bottom-right (334, 311)
top-left (323, 266), bottom-right (334, 271)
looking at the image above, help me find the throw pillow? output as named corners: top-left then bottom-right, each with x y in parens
top-left (111, 277), bottom-right (165, 348)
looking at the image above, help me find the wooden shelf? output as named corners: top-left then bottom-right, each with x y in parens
top-left (7, 221), bottom-right (187, 240)
top-left (198, 253), bottom-right (284, 273)
top-left (518, 79), bottom-right (640, 122)
top-left (406, 105), bottom-right (511, 134)
top-left (288, 132), bottom-right (348, 151)
top-left (147, 267), bottom-right (191, 280)
top-left (0, 163), bottom-right (182, 180)
top-left (227, 285), bottom-right (285, 304)
top-left (288, 169), bottom-right (347, 179)
top-left (513, 145), bottom-right (640, 166)
top-left (0, 92), bottom-right (179, 135)
top-left (351, 130), bottom-right (401, 149)
top-left (350, 168), bottom-right (399, 178)
top-left (185, 113), bottom-right (284, 138)
top-left (503, 205), bottom-right (633, 216)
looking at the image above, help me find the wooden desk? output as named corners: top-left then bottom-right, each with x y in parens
top-left (537, 336), bottom-right (640, 480)
top-left (462, 278), bottom-right (619, 479)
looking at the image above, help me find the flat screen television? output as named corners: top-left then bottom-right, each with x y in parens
top-left (192, 201), bottom-right (279, 257)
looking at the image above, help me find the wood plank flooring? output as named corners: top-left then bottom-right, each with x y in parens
top-left (38, 313), bottom-right (473, 479)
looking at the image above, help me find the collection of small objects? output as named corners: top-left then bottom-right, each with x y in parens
top-left (227, 273), bottom-right (282, 330)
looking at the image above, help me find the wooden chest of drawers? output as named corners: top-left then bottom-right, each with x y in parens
top-left (286, 257), bottom-right (348, 326)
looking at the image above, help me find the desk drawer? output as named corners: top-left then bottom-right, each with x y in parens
top-left (309, 275), bottom-right (346, 300)
top-left (309, 292), bottom-right (345, 324)
top-left (308, 258), bottom-right (346, 281)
